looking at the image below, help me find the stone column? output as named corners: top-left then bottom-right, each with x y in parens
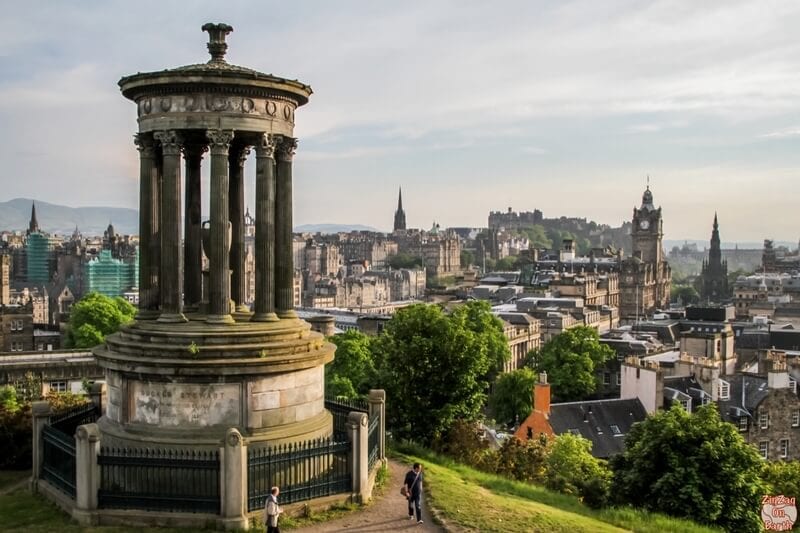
top-left (347, 411), bottom-right (369, 503)
top-left (72, 423), bottom-right (100, 526)
top-left (154, 130), bottom-right (187, 323)
top-left (30, 401), bottom-right (52, 491)
top-left (368, 389), bottom-right (386, 462)
top-left (220, 428), bottom-right (248, 530)
top-left (252, 134), bottom-right (278, 322)
top-left (134, 134), bottom-right (159, 319)
top-left (275, 137), bottom-right (298, 318)
top-left (184, 143), bottom-right (206, 310)
top-left (89, 382), bottom-right (107, 416)
top-left (207, 129), bottom-right (235, 324)
top-left (229, 144), bottom-right (250, 313)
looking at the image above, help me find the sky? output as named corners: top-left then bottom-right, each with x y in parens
top-left (2, 1), bottom-right (800, 241)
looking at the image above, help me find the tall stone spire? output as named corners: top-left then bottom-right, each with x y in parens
top-left (699, 212), bottom-right (728, 301)
top-left (393, 187), bottom-right (407, 232)
top-left (28, 201), bottom-right (39, 235)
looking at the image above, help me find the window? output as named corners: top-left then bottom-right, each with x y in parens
top-left (760, 441), bottom-right (769, 460)
top-left (10, 341), bottom-right (23, 352)
top-left (680, 398), bottom-right (691, 412)
top-left (760, 411), bottom-right (770, 429)
top-left (603, 373), bottom-right (611, 386)
top-left (616, 373), bottom-right (622, 386)
top-left (610, 424), bottom-right (622, 436)
top-left (781, 439), bottom-right (790, 459)
top-left (718, 380), bottom-right (730, 400)
top-left (50, 381), bottom-right (67, 393)
top-left (792, 379), bottom-right (798, 395)
top-left (739, 416), bottom-right (748, 431)
top-left (794, 411), bottom-right (800, 428)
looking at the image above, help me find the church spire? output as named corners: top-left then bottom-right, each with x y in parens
top-left (28, 201), bottom-right (39, 235)
top-left (393, 187), bottom-right (406, 232)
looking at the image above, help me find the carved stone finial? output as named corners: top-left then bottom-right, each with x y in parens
top-left (201, 23), bottom-right (234, 63)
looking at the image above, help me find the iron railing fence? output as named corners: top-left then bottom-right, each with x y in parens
top-left (368, 413), bottom-right (380, 471)
top-left (98, 447), bottom-right (220, 514)
top-left (50, 403), bottom-right (99, 435)
top-left (247, 437), bottom-right (351, 512)
top-left (41, 424), bottom-right (76, 497)
top-left (325, 396), bottom-right (368, 440)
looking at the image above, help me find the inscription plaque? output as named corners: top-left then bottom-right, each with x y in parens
top-left (131, 382), bottom-right (241, 427)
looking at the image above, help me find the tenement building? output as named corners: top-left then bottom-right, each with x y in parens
top-left (619, 186), bottom-right (671, 321)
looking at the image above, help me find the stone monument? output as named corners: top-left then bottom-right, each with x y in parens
top-left (94, 23), bottom-right (335, 449)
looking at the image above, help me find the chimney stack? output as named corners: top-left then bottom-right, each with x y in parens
top-left (534, 372), bottom-right (551, 415)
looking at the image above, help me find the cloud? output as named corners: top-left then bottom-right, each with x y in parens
top-left (759, 127), bottom-right (800, 139)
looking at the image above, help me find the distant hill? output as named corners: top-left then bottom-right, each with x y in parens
top-left (0, 198), bottom-right (138, 236)
top-left (294, 223), bottom-right (380, 234)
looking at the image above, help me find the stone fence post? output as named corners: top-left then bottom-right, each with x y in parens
top-left (220, 428), bottom-right (248, 531)
top-left (30, 401), bottom-right (52, 491)
top-left (89, 382), bottom-right (107, 416)
top-left (347, 411), bottom-right (369, 503)
top-left (368, 389), bottom-right (386, 463)
top-left (73, 423), bottom-right (100, 526)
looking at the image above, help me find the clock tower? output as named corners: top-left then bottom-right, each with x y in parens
top-left (619, 184), bottom-right (671, 321)
top-left (631, 186), bottom-right (663, 264)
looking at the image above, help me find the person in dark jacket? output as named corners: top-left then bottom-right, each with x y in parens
top-left (403, 462), bottom-right (424, 523)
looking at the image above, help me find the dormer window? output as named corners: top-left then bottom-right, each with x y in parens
top-left (718, 380), bottom-right (730, 400)
top-left (739, 417), bottom-right (748, 431)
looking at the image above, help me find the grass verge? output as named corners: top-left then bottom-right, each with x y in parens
top-left (394, 447), bottom-right (721, 533)
top-left (0, 471), bottom-right (29, 491)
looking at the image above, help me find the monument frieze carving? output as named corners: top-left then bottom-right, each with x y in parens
top-left (136, 94), bottom-right (295, 122)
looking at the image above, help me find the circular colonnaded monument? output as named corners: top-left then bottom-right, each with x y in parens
top-left (94, 23), bottom-right (335, 449)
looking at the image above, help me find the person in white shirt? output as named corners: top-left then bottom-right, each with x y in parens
top-left (264, 486), bottom-right (283, 533)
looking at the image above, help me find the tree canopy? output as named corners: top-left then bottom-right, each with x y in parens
top-left (387, 252), bottom-right (423, 270)
top-left (530, 326), bottom-right (614, 401)
top-left (67, 292), bottom-right (136, 348)
top-left (326, 330), bottom-right (377, 399)
top-left (489, 368), bottom-right (538, 426)
top-left (611, 404), bottom-right (766, 532)
top-left (374, 303), bottom-right (495, 445)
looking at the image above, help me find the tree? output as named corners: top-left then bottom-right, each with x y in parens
top-left (326, 330), bottom-right (376, 399)
top-left (458, 300), bottom-right (510, 379)
top-left (374, 303), bottom-right (492, 445)
top-left (495, 255), bottom-right (519, 271)
top-left (611, 404), bottom-right (766, 532)
top-left (523, 225), bottom-right (552, 249)
top-left (387, 252), bottom-right (423, 270)
top-left (530, 326), bottom-right (614, 401)
top-left (672, 284), bottom-right (700, 305)
top-left (762, 460), bottom-right (800, 498)
top-left (489, 368), bottom-right (538, 425)
top-left (460, 249), bottom-right (475, 268)
top-left (545, 433), bottom-right (610, 502)
top-left (67, 292), bottom-right (136, 348)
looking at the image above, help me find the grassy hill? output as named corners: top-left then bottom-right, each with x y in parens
top-left (397, 448), bottom-right (720, 533)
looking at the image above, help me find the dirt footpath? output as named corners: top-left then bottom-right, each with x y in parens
top-left (292, 459), bottom-right (443, 532)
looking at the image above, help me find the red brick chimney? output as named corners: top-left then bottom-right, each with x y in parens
top-left (534, 372), bottom-right (550, 415)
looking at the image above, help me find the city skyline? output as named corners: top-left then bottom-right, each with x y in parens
top-left (2, 1), bottom-right (800, 240)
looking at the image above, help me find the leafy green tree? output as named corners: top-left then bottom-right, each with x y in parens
top-left (67, 292), bottom-right (136, 348)
top-left (495, 255), bottom-right (519, 270)
top-left (530, 326), bottom-right (614, 401)
top-left (762, 460), bottom-right (800, 498)
top-left (611, 404), bottom-right (766, 532)
top-left (459, 300), bottom-right (510, 379)
top-left (545, 433), bottom-right (610, 501)
top-left (387, 252), bottom-right (423, 269)
top-left (0, 386), bottom-right (19, 414)
top-left (495, 433), bottom-right (551, 483)
top-left (523, 225), bottom-right (552, 249)
top-left (374, 303), bottom-right (492, 445)
top-left (672, 284), bottom-right (700, 304)
top-left (489, 368), bottom-right (538, 425)
top-left (460, 249), bottom-right (475, 268)
top-left (326, 330), bottom-right (376, 398)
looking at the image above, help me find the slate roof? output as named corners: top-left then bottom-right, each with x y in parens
top-left (770, 330), bottom-right (800, 351)
top-left (664, 375), bottom-right (710, 411)
top-left (717, 374), bottom-right (770, 423)
top-left (548, 398), bottom-right (647, 458)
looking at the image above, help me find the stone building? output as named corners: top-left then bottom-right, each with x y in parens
top-left (495, 312), bottom-right (541, 372)
top-left (488, 207), bottom-right (543, 229)
top-left (619, 186), bottom-right (671, 320)
top-left (393, 187), bottom-right (406, 232)
top-left (0, 254), bottom-right (9, 305)
top-left (304, 240), bottom-right (340, 276)
top-left (0, 303), bottom-right (34, 352)
top-left (338, 234), bottom-right (397, 270)
top-left (697, 214), bottom-right (728, 302)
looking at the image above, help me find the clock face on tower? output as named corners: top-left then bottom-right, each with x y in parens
top-left (639, 219), bottom-right (650, 230)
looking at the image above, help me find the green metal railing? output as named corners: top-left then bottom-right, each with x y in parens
top-left (98, 447), bottom-right (220, 514)
top-left (42, 424), bottom-right (76, 497)
top-left (368, 413), bottom-right (380, 470)
top-left (325, 396), bottom-right (368, 440)
top-left (247, 438), bottom-right (351, 512)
